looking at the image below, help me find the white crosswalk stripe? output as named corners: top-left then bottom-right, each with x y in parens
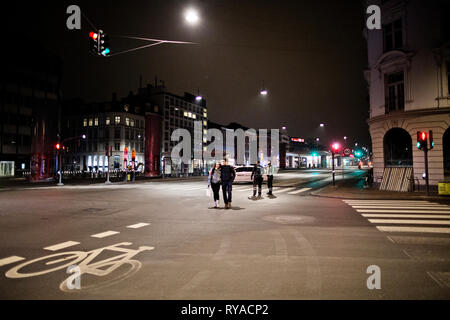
top-left (288, 188), bottom-right (312, 195)
top-left (274, 187), bottom-right (297, 194)
top-left (344, 199), bottom-right (450, 235)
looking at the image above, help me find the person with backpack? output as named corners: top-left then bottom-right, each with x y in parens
top-left (266, 160), bottom-right (275, 196)
top-left (208, 162), bottom-right (222, 208)
top-left (249, 161), bottom-right (264, 200)
top-left (220, 158), bottom-right (236, 209)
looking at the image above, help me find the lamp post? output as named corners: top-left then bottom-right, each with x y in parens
top-left (57, 134), bottom-right (87, 186)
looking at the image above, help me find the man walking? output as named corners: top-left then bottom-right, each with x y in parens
top-left (249, 161), bottom-right (264, 200)
top-left (266, 161), bottom-right (275, 196)
top-left (220, 159), bottom-right (236, 209)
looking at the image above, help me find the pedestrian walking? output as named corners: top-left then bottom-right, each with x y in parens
top-left (249, 161), bottom-right (264, 200)
top-left (266, 161), bottom-right (275, 196)
top-left (208, 162), bottom-right (222, 208)
top-left (220, 159), bottom-right (236, 209)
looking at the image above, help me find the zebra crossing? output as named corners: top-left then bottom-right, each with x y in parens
top-left (344, 200), bottom-right (450, 234)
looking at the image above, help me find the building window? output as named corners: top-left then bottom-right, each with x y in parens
top-left (88, 118), bottom-right (93, 126)
top-left (115, 143), bottom-right (120, 151)
top-left (94, 118), bottom-right (99, 126)
top-left (447, 61), bottom-right (450, 95)
top-left (114, 128), bottom-right (121, 139)
top-left (130, 119), bottom-right (135, 127)
top-left (126, 117), bottom-right (130, 126)
top-left (106, 117), bottom-right (111, 125)
top-left (83, 118), bottom-right (87, 127)
top-left (385, 72), bottom-right (405, 113)
top-left (383, 19), bottom-right (403, 52)
top-left (115, 116), bottom-right (121, 124)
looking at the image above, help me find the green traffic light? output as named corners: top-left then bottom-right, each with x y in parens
top-left (102, 48), bottom-right (110, 56)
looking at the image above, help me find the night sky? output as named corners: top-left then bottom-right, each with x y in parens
top-left (3, 0), bottom-right (370, 148)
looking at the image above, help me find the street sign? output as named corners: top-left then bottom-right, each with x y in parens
top-left (343, 148), bottom-right (352, 157)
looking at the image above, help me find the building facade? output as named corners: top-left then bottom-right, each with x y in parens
top-left (365, 0), bottom-right (450, 188)
top-left (1, 38), bottom-right (61, 181)
top-left (62, 98), bottom-right (146, 175)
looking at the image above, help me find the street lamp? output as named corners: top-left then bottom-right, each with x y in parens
top-left (185, 8), bottom-right (200, 25)
top-left (320, 123), bottom-right (325, 128)
top-left (195, 88), bottom-right (202, 101)
top-left (260, 80), bottom-right (268, 95)
top-left (57, 134), bottom-right (87, 186)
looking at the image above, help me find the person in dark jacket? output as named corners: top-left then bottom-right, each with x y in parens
top-left (208, 162), bottom-right (222, 208)
top-left (220, 159), bottom-right (236, 209)
top-left (250, 161), bottom-right (264, 199)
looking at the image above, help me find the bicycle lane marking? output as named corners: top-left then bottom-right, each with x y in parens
top-left (0, 256), bottom-right (25, 267)
top-left (44, 241), bottom-right (80, 252)
top-left (127, 223), bottom-right (150, 229)
top-left (91, 231), bottom-right (120, 238)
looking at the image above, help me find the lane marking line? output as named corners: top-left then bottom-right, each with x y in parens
top-left (288, 188), bottom-right (312, 195)
top-left (369, 219), bottom-right (450, 225)
top-left (275, 187), bottom-right (297, 194)
top-left (363, 214), bottom-right (450, 219)
top-left (351, 206), bottom-right (449, 209)
top-left (91, 231), bottom-right (120, 238)
top-left (358, 209), bottom-right (450, 214)
top-left (0, 256), bottom-right (26, 267)
top-left (376, 226), bottom-right (450, 234)
top-left (44, 241), bottom-right (80, 252)
top-left (127, 223), bottom-right (150, 229)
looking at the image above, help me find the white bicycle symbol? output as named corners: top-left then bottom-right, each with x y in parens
top-left (5, 242), bottom-right (154, 292)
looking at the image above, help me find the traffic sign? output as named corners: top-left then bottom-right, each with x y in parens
top-left (343, 148), bottom-right (351, 157)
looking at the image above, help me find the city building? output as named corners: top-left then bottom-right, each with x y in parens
top-left (1, 37), bottom-right (61, 181)
top-left (62, 96), bottom-right (146, 175)
top-left (138, 83), bottom-right (208, 176)
top-left (365, 0), bottom-right (450, 190)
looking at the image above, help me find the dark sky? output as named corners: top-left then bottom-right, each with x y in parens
top-left (3, 0), bottom-right (371, 148)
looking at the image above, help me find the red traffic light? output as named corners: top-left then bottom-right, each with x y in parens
top-left (420, 132), bottom-right (427, 141)
top-left (331, 143), bottom-right (341, 152)
top-left (56, 143), bottom-right (61, 150)
top-left (89, 32), bottom-right (98, 40)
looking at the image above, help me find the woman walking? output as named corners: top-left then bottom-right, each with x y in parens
top-left (208, 162), bottom-right (222, 208)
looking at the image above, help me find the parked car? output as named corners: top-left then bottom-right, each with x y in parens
top-left (234, 166), bottom-right (268, 183)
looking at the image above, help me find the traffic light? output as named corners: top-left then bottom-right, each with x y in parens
top-left (89, 31), bottom-right (99, 54)
top-left (429, 130), bottom-right (434, 150)
top-left (417, 131), bottom-right (428, 150)
top-left (99, 30), bottom-right (110, 56)
top-left (331, 143), bottom-right (340, 153)
top-left (56, 143), bottom-right (61, 150)
top-left (355, 150), bottom-right (363, 158)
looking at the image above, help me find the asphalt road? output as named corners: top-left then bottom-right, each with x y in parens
top-left (0, 170), bottom-right (449, 299)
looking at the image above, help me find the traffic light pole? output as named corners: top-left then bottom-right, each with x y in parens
top-left (332, 151), bottom-right (336, 187)
top-left (57, 150), bottom-right (64, 186)
top-left (424, 147), bottom-right (430, 196)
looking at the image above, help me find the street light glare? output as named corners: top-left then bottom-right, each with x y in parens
top-left (185, 9), bottom-right (200, 24)
top-left (260, 89), bottom-right (268, 95)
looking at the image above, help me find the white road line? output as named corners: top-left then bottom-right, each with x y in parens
top-left (0, 256), bottom-right (25, 267)
top-left (236, 188), bottom-right (254, 192)
top-left (288, 188), bottom-right (312, 195)
top-left (357, 209), bottom-right (450, 214)
top-left (91, 231), bottom-right (120, 238)
top-left (127, 223), bottom-right (150, 229)
top-left (368, 219), bottom-right (450, 225)
top-left (351, 206), bottom-right (450, 209)
top-left (44, 241), bottom-right (80, 252)
top-left (275, 187), bottom-right (297, 194)
top-left (376, 226), bottom-right (450, 234)
top-left (344, 201), bottom-right (436, 205)
top-left (362, 214), bottom-right (450, 219)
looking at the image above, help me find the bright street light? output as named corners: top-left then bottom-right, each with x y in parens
top-left (185, 9), bottom-right (200, 25)
top-left (320, 123), bottom-right (325, 127)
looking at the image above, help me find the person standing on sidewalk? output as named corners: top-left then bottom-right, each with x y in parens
top-left (250, 161), bottom-right (264, 200)
top-left (208, 162), bottom-right (222, 208)
top-left (220, 159), bottom-right (236, 209)
top-left (266, 161), bottom-right (275, 196)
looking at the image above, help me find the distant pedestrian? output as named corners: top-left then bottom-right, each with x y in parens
top-left (266, 161), bottom-right (275, 196)
top-left (208, 162), bottom-right (222, 208)
top-left (220, 159), bottom-right (236, 209)
top-left (250, 161), bottom-right (264, 199)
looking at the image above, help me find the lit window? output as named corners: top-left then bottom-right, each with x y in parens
top-left (106, 117), bottom-right (111, 125)
top-left (115, 116), bottom-right (121, 124)
top-left (184, 111), bottom-right (188, 117)
top-left (94, 118), bottom-right (99, 126)
top-left (88, 118), bottom-right (93, 126)
top-left (192, 114), bottom-right (197, 119)
top-left (126, 118), bottom-right (130, 126)
top-left (130, 119), bottom-right (135, 127)
top-left (203, 130), bottom-right (207, 135)
top-left (203, 121), bottom-right (207, 126)
top-left (83, 119), bottom-right (87, 127)
top-left (203, 138), bottom-right (207, 143)
top-left (203, 113), bottom-right (207, 118)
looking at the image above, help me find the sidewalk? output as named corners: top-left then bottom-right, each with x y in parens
top-left (311, 180), bottom-right (450, 202)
